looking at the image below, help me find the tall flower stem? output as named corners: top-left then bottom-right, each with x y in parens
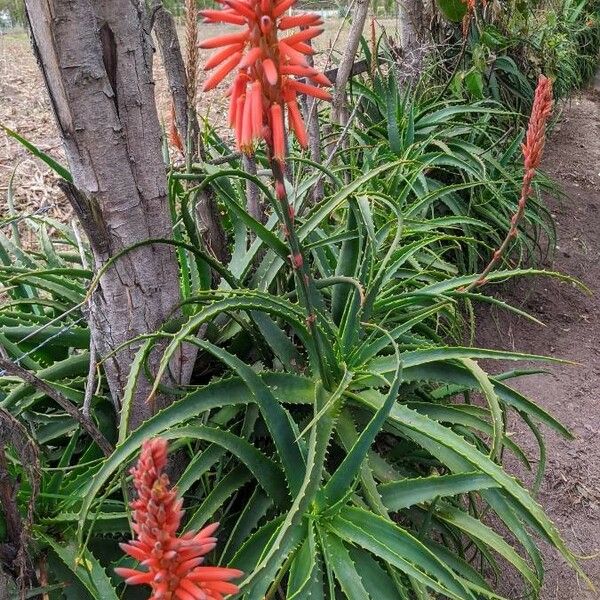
top-left (270, 157), bottom-right (333, 389)
top-left (464, 74), bottom-right (553, 292)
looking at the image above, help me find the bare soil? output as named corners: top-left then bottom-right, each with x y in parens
top-left (476, 81), bottom-right (600, 598)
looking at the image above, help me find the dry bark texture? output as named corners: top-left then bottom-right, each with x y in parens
top-left (331, 0), bottom-right (371, 124)
top-left (397, 0), bottom-right (430, 82)
top-left (23, 0), bottom-right (189, 431)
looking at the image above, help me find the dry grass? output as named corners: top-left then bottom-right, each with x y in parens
top-left (0, 17), bottom-right (397, 230)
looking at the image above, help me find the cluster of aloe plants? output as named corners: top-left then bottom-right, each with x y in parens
top-left (437, 0), bottom-right (600, 110)
top-left (0, 7), bottom-right (596, 600)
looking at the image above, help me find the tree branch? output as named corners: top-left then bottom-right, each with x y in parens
top-left (332, 0), bottom-right (371, 124)
top-left (0, 358), bottom-right (113, 456)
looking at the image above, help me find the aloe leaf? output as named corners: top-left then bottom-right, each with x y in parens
top-left (39, 534), bottom-right (119, 599)
top-left (379, 472), bottom-right (498, 511)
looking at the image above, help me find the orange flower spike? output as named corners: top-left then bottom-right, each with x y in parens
top-left (241, 86), bottom-right (254, 151)
top-left (273, 0), bottom-right (296, 18)
top-left (115, 438), bottom-right (243, 600)
top-left (278, 41), bottom-right (310, 67)
top-left (200, 8), bottom-right (246, 24)
top-left (287, 99), bottom-right (308, 148)
top-left (286, 79), bottom-right (332, 101)
top-left (169, 102), bottom-right (184, 153)
top-left (278, 14), bottom-right (322, 29)
top-left (281, 27), bottom-right (324, 46)
top-left (263, 58), bottom-right (279, 86)
top-left (229, 74), bottom-right (248, 126)
top-left (200, 0), bottom-right (331, 157)
top-left (251, 81), bottom-right (264, 138)
top-left (235, 94), bottom-right (246, 148)
top-left (522, 75), bottom-right (553, 171)
top-left (204, 43), bottom-right (244, 70)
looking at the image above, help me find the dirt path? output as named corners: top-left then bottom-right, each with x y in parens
top-left (476, 81), bottom-right (600, 598)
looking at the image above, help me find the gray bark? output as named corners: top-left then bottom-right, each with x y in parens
top-left (24, 0), bottom-right (190, 431)
top-left (397, 0), bottom-right (430, 82)
top-left (150, 0), bottom-right (229, 263)
top-left (151, 1), bottom-right (195, 155)
top-left (332, 0), bottom-right (371, 124)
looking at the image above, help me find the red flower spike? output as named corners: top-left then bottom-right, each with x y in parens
top-left (235, 94), bottom-right (246, 148)
top-left (263, 58), bottom-right (279, 86)
top-left (168, 102), bottom-right (184, 153)
top-left (200, 0), bottom-right (330, 158)
top-left (241, 87), bottom-right (254, 151)
top-left (287, 100), bottom-right (308, 148)
top-left (221, 0), bottom-right (257, 19)
top-left (239, 46), bottom-right (263, 69)
top-left (286, 79), bottom-right (332, 101)
top-left (273, 0), bottom-right (296, 17)
top-left (251, 82), bottom-right (264, 138)
top-left (278, 41), bottom-right (309, 67)
top-left (522, 75), bottom-right (553, 171)
top-left (199, 9), bottom-right (246, 25)
top-left (198, 31), bottom-right (249, 49)
top-left (282, 27), bottom-right (324, 46)
top-left (290, 42), bottom-right (316, 56)
top-left (116, 438), bottom-right (243, 600)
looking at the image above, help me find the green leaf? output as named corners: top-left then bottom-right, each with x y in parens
top-left (287, 523), bottom-right (318, 599)
top-left (185, 463), bottom-right (253, 531)
top-left (435, 503), bottom-right (539, 592)
top-left (320, 531), bottom-right (372, 600)
top-left (379, 472), bottom-right (498, 510)
top-left (329, 506), bottom-right (476, 600)
top-left (346, 544), bottom-right (402, 600)
top-left (39, 534), bottom-right (119, 600)
top-left (1, 125), bottom-right (73, 182)
top-left (77, 374), bottom-right (315, 539)
top-left (321, 334), bottom-right (402, 508)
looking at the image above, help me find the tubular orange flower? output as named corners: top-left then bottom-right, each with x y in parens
top-left (115, 439), bottom-right (243, 600)
top-left (169, 101), bottom-right (184, 154)
top-left (199, 0), bottom-right (331, 159)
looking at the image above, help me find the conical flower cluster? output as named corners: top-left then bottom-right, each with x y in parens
top-left (199, 0), bottom-right (331, 160)
top-left (115, 439), bottom-right (242, 600)
top-left (522, 74), bottom-right (553, 172)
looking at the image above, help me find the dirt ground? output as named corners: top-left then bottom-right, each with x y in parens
top-left (2, 20), bottom-right (600, 600)
top-left (476, 80), bottom-right (600, 598)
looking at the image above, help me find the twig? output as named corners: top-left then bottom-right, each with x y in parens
top-left (332, 0), bottom-right (371, 124)
top-left (0, 358), bottom-right (113, 456)
top-left (82, 342), bottom-right (97, 419)
top-left (242, 154), bottom-right (265, 224)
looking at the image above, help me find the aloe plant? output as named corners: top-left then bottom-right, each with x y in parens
top-left (0, 7), bottom-right (595, 597)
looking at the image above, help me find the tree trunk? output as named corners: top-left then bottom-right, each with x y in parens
top-left (332, 0), bottom-right (371, 124)
top-left (397, 0), bottom-right (430, 82)
top-left (24, 0), bottom-right (190, 431)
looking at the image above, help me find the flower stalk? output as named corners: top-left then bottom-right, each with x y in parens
top-left (199, 0), bottom-right (334, 387)
top-left (465, 74), bottom-right (553, 291)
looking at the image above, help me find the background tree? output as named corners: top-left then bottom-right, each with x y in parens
top-left (23, 0), bottom-right (190, 431)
